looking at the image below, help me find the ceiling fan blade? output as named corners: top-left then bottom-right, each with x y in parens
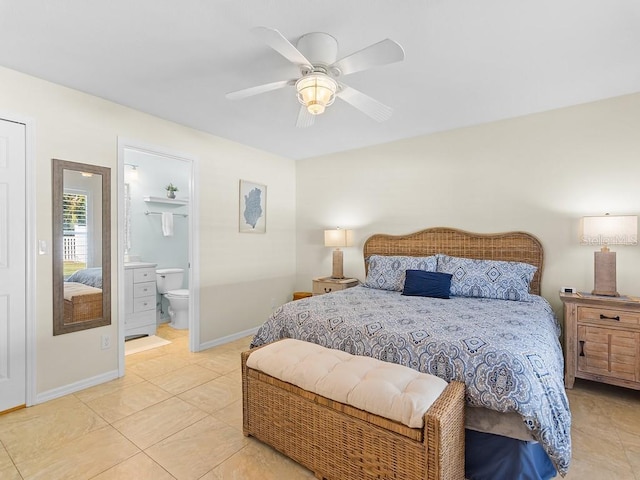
top-left (296, 105), bottom-right (315, 128)
top-left (331, 39), bottom-right (405, 76)
top-left (251, 26), bottom-right (312, 68)
top-left (226, 80), bottom-right (291, 100)
top-left (337, 85), bottom-right (393, 122)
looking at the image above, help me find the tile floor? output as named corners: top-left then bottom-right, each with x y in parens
top-left (0, 324), bottom-right (639, 479)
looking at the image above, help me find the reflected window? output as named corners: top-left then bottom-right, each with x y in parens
top-left (63, 191), bottom-right (88, 276)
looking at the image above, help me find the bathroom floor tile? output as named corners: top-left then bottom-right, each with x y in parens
top-left (145, 416), bottom-right (247, 480)
top-left (157, 323), bottom-right (186, 340)
top-left (85, 381), bottom-right (172, 424)
top-left (112, 397), bottom-right (208, 449)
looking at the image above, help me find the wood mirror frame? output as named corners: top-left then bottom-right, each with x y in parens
top-left (52, 159), bottom-right (111, 335)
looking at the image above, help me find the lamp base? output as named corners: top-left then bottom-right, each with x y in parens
top-left (331, 249), bottom-right (344, 279)
top-left (592, 250), bottom-right (619, 297)
top-left (591, 289), bottom-right (620, 297)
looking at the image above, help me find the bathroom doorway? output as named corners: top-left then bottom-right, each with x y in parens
top-left (116, 139), bottom-right (200, 376)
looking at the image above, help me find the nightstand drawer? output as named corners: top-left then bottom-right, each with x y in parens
top-left (313, 280), bottom-right (338, 295)
top-left (312, 277), bottom-right (359, 295)
top-left (578, 306), bottom-right (640, 325)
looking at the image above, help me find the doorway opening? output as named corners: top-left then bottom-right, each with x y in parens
top-left (117, 139), bottom-right (200, 376)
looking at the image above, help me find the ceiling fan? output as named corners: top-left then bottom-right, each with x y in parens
top-left (226, 27), bottom-right (405, 128)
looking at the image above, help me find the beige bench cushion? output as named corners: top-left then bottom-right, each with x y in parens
top-left (247, 338), bottom-right (448, 429)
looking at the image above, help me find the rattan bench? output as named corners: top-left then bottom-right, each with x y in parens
top-left (241, 341), bottom-right (465, 480)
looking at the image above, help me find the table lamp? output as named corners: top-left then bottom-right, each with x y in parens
top-left (580, 214), bottom-right (637, 296)
top-left (324, 228), bottom-right (353, 279)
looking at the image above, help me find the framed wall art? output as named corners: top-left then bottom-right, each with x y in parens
top-left (239, 179), bottom-right (266, 233)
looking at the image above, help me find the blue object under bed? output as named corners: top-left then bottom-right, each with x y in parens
top-left (466, 430), bottom-right (556, 480)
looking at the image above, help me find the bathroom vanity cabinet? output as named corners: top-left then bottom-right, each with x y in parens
top-left (124, 262), bottom-right (157, 339)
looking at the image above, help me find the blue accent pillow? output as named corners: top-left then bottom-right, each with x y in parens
top-left (364, 255), bottom-right (438, 291)
top-left (436, 255), bottom-right (536, 302)
top-left (402, 270), bottom-right (453, 299)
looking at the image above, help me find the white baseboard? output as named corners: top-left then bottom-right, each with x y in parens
top-left (35, 327), bottom-right (260, 404)
top-left (198, 326), bottom-right (259, 351)
top-left (35, 369), bottom-right (120, 405)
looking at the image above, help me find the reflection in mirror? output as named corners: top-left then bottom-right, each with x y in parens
top-left (52, 159), bottom-right (111, 335)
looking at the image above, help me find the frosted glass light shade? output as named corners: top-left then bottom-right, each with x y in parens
top-left (296, 73), bottom-right (338, 115)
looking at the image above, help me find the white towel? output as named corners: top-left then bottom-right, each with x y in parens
top-left (161, 212), bottom-right (174, 236)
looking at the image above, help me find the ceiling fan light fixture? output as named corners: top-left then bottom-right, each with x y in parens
top-left (296, 73), bottom-right (337, 115)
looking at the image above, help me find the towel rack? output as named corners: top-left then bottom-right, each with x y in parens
top-left (144, 210), bottom-right (188, 217)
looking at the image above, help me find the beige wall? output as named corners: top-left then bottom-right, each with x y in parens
top-left (3, 61), bottom-right (638, 398)
top-left (295, 93), bottom-right (640, 318)
top-left (0, 66), bottom-right (296, 396)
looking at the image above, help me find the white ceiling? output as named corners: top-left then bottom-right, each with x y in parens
top-left (1, 0), bottom-right (639, 160)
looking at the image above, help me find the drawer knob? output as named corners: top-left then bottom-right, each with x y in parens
top-left (599, 314), bottom-right (620, 321)
top-left (324, 287), bottom-right (332, 293)
top-left (579, 340), bottom-right (585, 357)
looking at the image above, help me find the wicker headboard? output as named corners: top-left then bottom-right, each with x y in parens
top-left (363, 227), bottom-right (544, 296)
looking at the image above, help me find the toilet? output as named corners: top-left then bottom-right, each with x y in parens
top-left (156, 268), bottom-right (189, 329)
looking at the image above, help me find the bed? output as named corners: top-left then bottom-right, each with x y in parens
top-left (251, 227), bottom-right (571, 479)
top-left (66, 267), bottom-right (102, 288)
top-left (63, 282), bottom-right (103, 323)
top-left (63, 267), bottom-right (103, 323)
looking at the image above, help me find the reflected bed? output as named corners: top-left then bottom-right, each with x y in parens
top-left (63, 282), bottom-right (102, 323)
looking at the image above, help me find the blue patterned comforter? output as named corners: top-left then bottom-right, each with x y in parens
top-left (251, 286), bottom-right (571, 475)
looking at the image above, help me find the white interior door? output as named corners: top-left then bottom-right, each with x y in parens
top-left (0, 118), bottom-right (26, 412)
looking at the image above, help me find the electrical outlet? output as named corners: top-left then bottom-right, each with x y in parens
top-left (101, 334), bottom-right (111, 350)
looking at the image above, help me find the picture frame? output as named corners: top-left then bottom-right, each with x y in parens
top-left (239, 179), bottom-right (267, 233)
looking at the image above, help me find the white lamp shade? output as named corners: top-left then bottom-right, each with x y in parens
top-left (324, 229), bottom-right (354, 248)
top-left (580, 215), bottom-right (638, 245)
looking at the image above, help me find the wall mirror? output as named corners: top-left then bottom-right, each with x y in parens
top-left (52, 159), bottom-right (111, 335)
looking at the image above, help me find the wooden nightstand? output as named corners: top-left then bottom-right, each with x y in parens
top-left (312, 277), bottom-right (359, 296)
top-left (560, 292), bottom-right (640, 390)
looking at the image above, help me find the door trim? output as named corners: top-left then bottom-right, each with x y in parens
top-left (0, 110), bottom-right (36, 407)
top-left (116, 138), bottom-right (200, 377)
